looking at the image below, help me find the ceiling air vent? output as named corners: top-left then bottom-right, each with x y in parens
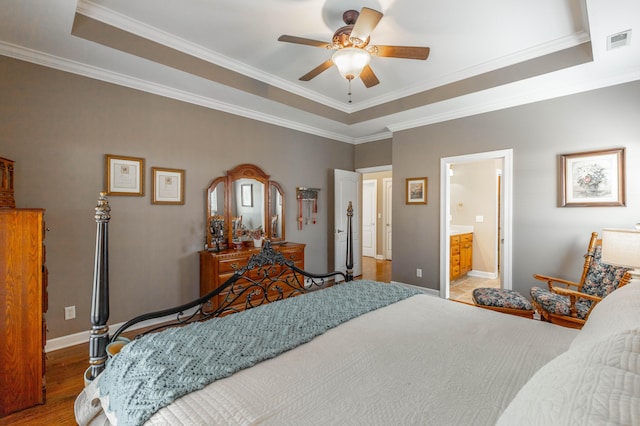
top-left (607, 29), bottom-right (632, 50)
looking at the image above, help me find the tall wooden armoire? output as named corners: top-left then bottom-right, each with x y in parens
top-left (0, 208), bottom-right (48, 416)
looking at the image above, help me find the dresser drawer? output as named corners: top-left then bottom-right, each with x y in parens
top-left (279, 248), bottom-right (304, 263)
top-left (460, 233), bottom-right (473, 243)
top-left (218, 257), bottom-right (250, 274)
top-left (200, 243), bottom-right (305, 315)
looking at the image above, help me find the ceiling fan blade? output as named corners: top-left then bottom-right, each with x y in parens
top-left (299, 59), bottom-right (334, 81)
top-left (360, 65), bottom-right (380, 88)
top-left (278, 35), bottom-right (332, 49)
top-left (350, 7), bottom-right (383, 45)
top-left (373, 45), bottom-right (430, 60)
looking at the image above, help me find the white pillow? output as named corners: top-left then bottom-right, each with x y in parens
top-left (570, 279), bottom-right (640, 350)
top-left (496, 328), bottom-right (640, 426)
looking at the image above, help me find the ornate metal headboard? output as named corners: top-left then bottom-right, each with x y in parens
top-left (86, 193), bottom-right (354, 381)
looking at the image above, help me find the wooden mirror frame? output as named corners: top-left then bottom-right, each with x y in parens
top-left (269, 181), bottom-right (285, 243)
top-left (205, 176), bottom-right (228, 250)
top-left (206, 164), bottom-right (285, 250)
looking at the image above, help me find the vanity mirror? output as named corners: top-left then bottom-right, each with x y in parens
top-left (205, 163), bottom-right (285, 250)
top-left (201, 164), bottom-right (302, 314)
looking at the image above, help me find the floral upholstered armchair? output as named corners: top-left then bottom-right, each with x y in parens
top-left (530, 232), bottom-right (632, 329)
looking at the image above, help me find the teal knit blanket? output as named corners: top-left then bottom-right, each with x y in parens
top-left (98, 280), bottom-right (421, 425)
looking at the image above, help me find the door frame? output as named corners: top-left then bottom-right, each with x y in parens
top-left (362, 179), bottom-right (377, 258)
top-left (358, 165), bottom-right (393, 264)
top-left (382, 177), bottom-right (392, 260)
top-left (439, 149), bottom-right (513, 299)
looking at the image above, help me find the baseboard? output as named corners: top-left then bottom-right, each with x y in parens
top-left (393, 281), bottom-right (439, 297)
top-left (468, 270), bottom-right (498, 280)
top-left (45, 307), bottom-right (199, 353)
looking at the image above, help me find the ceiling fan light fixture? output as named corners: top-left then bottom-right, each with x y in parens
top-left (332, 47), bottom-right (370, 80)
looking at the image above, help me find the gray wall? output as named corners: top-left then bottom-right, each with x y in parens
top-left (390, 80), bottom-right (640, 296)
top-left (0, 56), bottom-right (354, 338)
top-left (355, 139), bottom-right (392, 170)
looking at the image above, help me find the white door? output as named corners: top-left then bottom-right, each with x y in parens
top-left (383, 177), bottom-right (392, 260)
top-left (334, 169), bottom-right (361, 280)
top-left (362, 179), bottom-right (377, 258)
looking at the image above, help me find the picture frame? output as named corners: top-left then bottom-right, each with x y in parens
top-left (560, 148), bottom-right (625, 207)
top-left (151, 167), bottom-right (185, 205)
top-left (241, 183), bottom-right (253, 207)
top-left (406, 177), bottom-right (428, 204)
top-left (105, 154), bottom-right (144, 196)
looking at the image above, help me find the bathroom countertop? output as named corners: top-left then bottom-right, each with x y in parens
top-left (450, 225), bottom-right (474, 235)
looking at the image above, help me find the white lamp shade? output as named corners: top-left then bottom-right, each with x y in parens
top-left (332, 47), bottom-right (371, 80)
top-left (601, 228), bottom-right (640, 269)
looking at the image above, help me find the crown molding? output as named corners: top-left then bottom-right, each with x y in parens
top-left (354, 31), bottom-right (592, 111)
top-left (387, 66), bottom-right (640, 133)
top-left (75, 0), bottom-right (352, 113)
top-left (0, 40), bottom-right (360, 143)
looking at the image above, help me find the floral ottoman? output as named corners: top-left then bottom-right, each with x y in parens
top-left (472, 288), bottom-right (535, 319)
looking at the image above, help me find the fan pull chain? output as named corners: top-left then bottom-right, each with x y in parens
top-left (347, 78), bottom-right (352, 103)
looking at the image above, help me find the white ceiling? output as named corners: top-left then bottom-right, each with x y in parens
top-left (1, 0), bottom-right (639, 143)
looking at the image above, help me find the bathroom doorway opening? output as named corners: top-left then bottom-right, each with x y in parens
top-left (439, 149), bottom-right (513, 299)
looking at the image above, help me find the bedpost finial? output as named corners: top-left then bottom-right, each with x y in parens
top-left (347, 201), bottom-right (353, 217)
top-left (95, 191), bottom-right (111, 222)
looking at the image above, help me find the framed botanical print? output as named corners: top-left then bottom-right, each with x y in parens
top-left (560, 148), bottom-right (625, 207)
top-left (151, 167), bottom-right (185, 205)
top-left (406, 177), bottom-right (428, 204)
top-left (105, 154), bottom-right (144, 196)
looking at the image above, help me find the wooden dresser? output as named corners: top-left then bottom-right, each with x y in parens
top-left (450, 233), bottom-right (473, 281)
top-left (0, 209), bottom-right (47, 417)
top-left (200, 242), bottom-right (304, 313)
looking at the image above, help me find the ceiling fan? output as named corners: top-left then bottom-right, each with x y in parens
top-left (278, 7), bottom-right (430, 91)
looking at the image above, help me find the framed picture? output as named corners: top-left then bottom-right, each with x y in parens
top-left (105, 154), bottom-right (144, 196)
top-left (561, 148), bottom-right (625, 207)
top-left (151, 167), bottom-right (185, 205)
top-left (406, 177), bottom-right (428, 204)
top-left (241, 183), bottom-right (253, 207)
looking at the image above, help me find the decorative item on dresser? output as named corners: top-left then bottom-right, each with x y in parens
top-left (0, 208), bottom-right (47, 417)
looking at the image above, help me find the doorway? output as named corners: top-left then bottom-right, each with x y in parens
top-left (358, 166), bottom-right (392, 279)
top-left (439, 149), bottom-right (513, 299)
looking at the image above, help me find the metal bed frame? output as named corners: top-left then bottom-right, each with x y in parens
top-left (87, 192), bottom-right (354, 381)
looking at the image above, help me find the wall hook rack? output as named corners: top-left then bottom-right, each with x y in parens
top-left (296, 187), bottom-right (320, 229)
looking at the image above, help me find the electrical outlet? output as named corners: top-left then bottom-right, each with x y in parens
top-left (64, 305), bottom-right (76, 320)
top-left (416, 268), bottom-right (422, 278)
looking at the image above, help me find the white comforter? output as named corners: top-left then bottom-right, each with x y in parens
top-left (77, 293), bottom-right (578, 425)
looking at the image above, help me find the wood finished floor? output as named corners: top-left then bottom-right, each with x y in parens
top-left (2, 257), bottom-right (484, 425)
top-left (361, 256), bottom-right (499, 304)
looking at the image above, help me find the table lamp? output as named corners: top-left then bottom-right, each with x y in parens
top-left (601, 228), bottom-right (640, 279)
